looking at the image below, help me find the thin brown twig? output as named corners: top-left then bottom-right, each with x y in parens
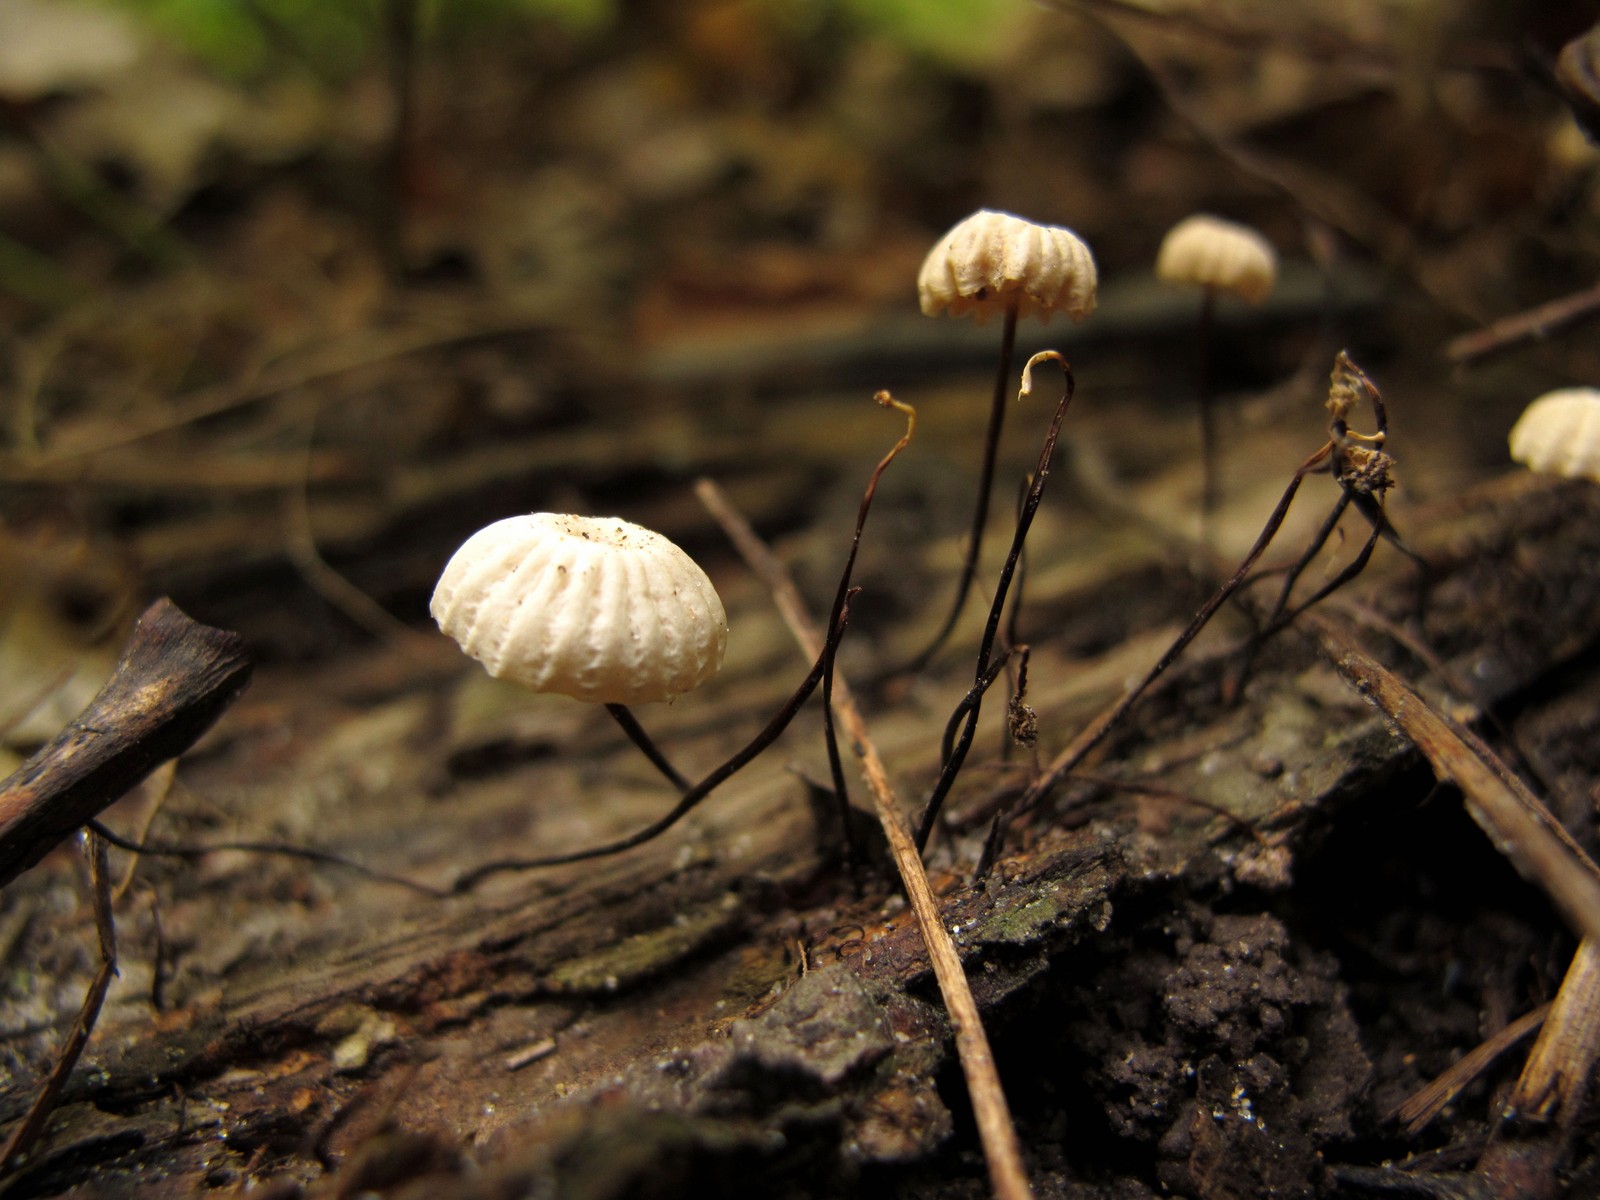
top-left (0, 831), bottom-right (117, 1175)
top-left (694, 476), bottom-right (1034, 1200)
top-left (5, 320), bottom-right (539, 470)
top-left (1389, 1002), bottom-right (1550, 1134)
top-left (1445, 280), bottom-right (1600, 364)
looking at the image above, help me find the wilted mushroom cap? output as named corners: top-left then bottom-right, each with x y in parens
top-left (1155, 214), bottom-right (1278, 305)
top-left (431, 514), bottom-right (728, 705)
top-left (1509, 387), bottom-right (1600, 483)
top-left (917, 209), bottom-right (1098, 323)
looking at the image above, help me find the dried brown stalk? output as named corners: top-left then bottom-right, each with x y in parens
top-left (1510, 938), bottom-right (1600, 1124)
top-left (1390, 1003), bottom-right (1549, 1134)
top-left (1445, 281), bottom-right (1600, 364)
top-left (695, 476), bottom-right (1034, 1200)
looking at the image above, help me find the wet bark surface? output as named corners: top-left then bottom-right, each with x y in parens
top-left (4, 5), bottom-right (1600, 1196)
top-left (2, 435), bottom-right (1598, 1198)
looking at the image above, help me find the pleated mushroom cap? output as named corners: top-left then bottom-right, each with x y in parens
top-left (1155, 214), bottom-right (1277, 305)
top-left (431, 514), bottom-right (728, 704)
top-left (917, 209), bottom-right (1098, 323)
top-left (1509, 388), bottom-right (1600, 482)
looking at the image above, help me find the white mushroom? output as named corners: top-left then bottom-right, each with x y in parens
top-left (432, 513), bottom-right (727, 705)
top-left (917, 209), bottom-right (1098, 324)
top-left (904, 209), bottom-right (1098, 671)
top-left (1509, 387), bottom-right (1600, 482)
top-left (1155, 214), bottom-right (1278, 306)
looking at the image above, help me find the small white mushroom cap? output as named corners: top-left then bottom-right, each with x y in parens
top-left (431, 514), bottom-right (728, 705)
top-left (1509, 387), bottom-right (1600, 482)
top-left (1155, 214), bottom-right (1278, 305)
top-left (917, 209), bottom-right (1098, 323)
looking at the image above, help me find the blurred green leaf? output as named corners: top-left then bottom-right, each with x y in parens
top-left (840, 0), bottom-right (1023, 68)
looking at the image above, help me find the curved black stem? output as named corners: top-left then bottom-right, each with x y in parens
top-left (901, 302), bottom-right (1019, 673)
top-left (1197, 287), bottom-right (1220, 518)
top-left (820, 590), bottom-right (860, 864)
top-left (974, 439), bottom-right (1336, 880)
top-left (86, 819), bottom-right (449, 897)
top-left (604, 703), bottom-right (692, 793)
top-left (819, 393), bottom-right (918, 864)
top-left (914, 352), bottom-right (1076, 852)
top-left (1270, 507), bottom-right (1385, 631)
top-left (1223, 490), bottom-right (1351, 699)
top-left (940, 654), bottom-right (1013, 767)
top-left (452, 633), bottom-right (836, 891)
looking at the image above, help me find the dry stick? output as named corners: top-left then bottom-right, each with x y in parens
top-left (1306, 613), bottom-right (1600, 1132)
top-left (0, 831), bottom-right (117, 1174)
top-left (0, 598), bottom-right (253, 889)
top-left (695, 476), bottom-right (1035, 1200)
top-left (1390, 1002), bottom-right (1551, 1134)
top-left (1445, 280), bottom-right (1600, 364)
top-left (976, 440), bottom-right (1334, 879)
top-left (902, 301), bottom-right (1020, 673)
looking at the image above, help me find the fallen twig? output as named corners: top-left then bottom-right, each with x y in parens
top-left (695, 476), bottom-right (1035, 1200)
top-left (1445, 281), bottom-right (1600, 364)
top-left (1390, 1002), bottom-right (1549, 1134)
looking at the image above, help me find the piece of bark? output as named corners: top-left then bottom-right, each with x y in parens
top-left (0, 598), bottom-right (253, 889)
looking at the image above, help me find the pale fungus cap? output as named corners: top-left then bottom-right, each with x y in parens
top-left (1155, 214), bottom-right (1278, 305)
top-left (432, 514), bottom-right (728, 705)
top-left (917, 209), bottom-right (1098, 323)
top-left (1509, 387), bottom-right (1600, 482)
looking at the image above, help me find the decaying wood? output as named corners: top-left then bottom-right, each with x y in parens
top-left (2, 470), bottom-right (1599, 1197)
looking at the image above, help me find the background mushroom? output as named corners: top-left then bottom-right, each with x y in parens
top-left (1155, 213), bottom-right (1279, 519)
top-left (910, 208), bottom-right (1097, 669)
top-left (1509, 387), bottom-right (1600, 482)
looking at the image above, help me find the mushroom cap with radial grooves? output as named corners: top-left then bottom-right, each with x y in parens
top-left (431, 514), bottom-right (728, 704)
top-left (1155, 214), bottom-right (1278, 305)
top-left (917, 209), bottom-right (1098, 324)
top-left (1509, 387), bottom-right (1600, 483)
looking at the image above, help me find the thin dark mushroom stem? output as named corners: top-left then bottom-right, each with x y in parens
top-left (452, 625), bottom-right (841, 891)
top-left (940, 653), bottom-right (1013, 767)
top-left (902, 300), bottom-right (1019, 673)
top-left (974, 438), bottom-right (1335, 880)
top-left (604, 703), bottom-right (692, 793)
top-left (914, 351), bottom-right (1075, 853)
top-left (1220, 489), bottom-right (1351, 699)
top-left (1197, 286), bottom-right (1221, 518)
top-left (85, 820), bottom-right (450, 897)
top-left (821, 393), bottom-right (919, 863)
